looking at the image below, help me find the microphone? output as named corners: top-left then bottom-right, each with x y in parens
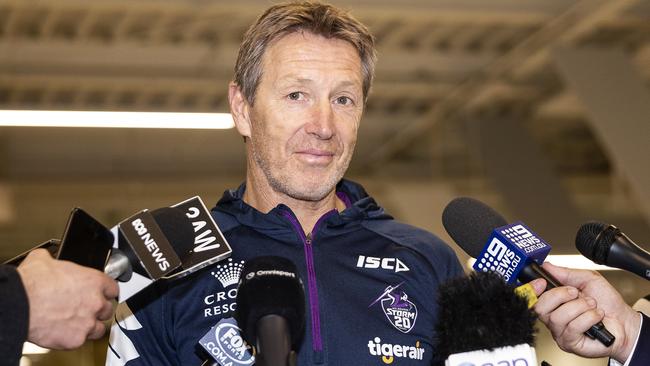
top-left (576, 221), bottom-right (650, 281)
top-left (434, 271), bottom-right (538, 366)
top-left (58, 206), bottom-right (194, 303)
top-left (74, 195), bottom-right (232, 303)
top-left (234, 256), bottom-right (305, 366)
top-left (4, 196), bottom-right (233, 304)
top-left (442, 196), bottom-right (615, 347)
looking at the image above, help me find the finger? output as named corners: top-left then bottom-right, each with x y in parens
top-left (534, 286), bottom-right (579, 321)
top-left (563, 308), bottom-right (605, 340)
top-left (102, 277), bottom-right (119, 299)
top-left (87, 321), bottom-right (107, 340)
top-left (547, 297), bottom-right (598, 334)
top-left (529, 278), bottom-right (547, 296)
top-left (97, 300), bottom-right (114, 321)
top-left (27, 248), bottom-right (52, 260)
top-left (542, 262), bottom-right (602, 289)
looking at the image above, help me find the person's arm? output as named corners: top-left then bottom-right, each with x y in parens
top-left (16, 248), bottom-right (119, 350)
top-left (0, 263), bottom-right (30, 366)
top-left (529, 262), bottom-right (641, 363)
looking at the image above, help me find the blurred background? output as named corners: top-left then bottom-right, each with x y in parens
top-left (1, 0), bottom-right (649, 365)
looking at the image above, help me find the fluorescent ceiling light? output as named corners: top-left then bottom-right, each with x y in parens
top-left (22, 342), bottom-right (49, 355)
top-left (0, 110), bottom-right (234, 129)
top-left (467, 255), bottom-right (619, 271)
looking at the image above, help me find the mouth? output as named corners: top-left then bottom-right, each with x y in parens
top-left (295, 149), bottom-right (336, 165)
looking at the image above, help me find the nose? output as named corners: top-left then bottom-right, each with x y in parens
top-left (305, 100), bottom-right (334, 139)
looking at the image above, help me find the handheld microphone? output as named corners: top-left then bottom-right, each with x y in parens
top-left (434, 271), bottom-right (538, 366)
top-left (442, 197), bottom-right (615, 347)
top-left (114, 195), bottom-right (235, 302)
top-left (576, 221), bottom-right (650, 281)
top-left (234, 256), bottom-right (305, 366)
top-left (85, 195), bottom-right (232, 303)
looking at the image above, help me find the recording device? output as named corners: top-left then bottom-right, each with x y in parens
top-left (576, 221), bottom-right (650, 281)
top-left (442, 196), bottom-right (615, 347)
top-left (57, 207), bottom-right (117, 273)
top-left (434, 271), bottom-right (537, 366)
top-left (234, 256), bottom-right (305, 366)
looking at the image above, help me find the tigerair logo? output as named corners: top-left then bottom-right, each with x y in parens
top-left (367, 337), bottom-right (425, 364)
top-left (212, 258), bottom-right (245, 287)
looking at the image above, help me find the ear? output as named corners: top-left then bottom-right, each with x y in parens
top-left (228, 81), bottom-right (252, 138)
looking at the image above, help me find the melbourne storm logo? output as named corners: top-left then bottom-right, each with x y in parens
top-left (369, 282), bottom-right (418, 333)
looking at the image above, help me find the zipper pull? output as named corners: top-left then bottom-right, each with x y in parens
top-left (306, 233), bottom-right (312, 245)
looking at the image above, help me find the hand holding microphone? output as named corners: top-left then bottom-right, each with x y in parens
top-left (441, 197), bottom-right (642, 363)
top-left (16, 248), bottom-right (119, 350)
top-left (529, 262), bottom-right (641, 363)
top-left (442, 197), bottom-right (615, 346)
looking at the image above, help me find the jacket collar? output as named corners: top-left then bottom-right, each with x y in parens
top-left (213, 179), bottom-right (391, 232)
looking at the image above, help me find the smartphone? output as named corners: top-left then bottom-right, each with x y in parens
top-left (3, 239), bottom-right (61, 266)
top-left (56, 208), bottom-right (114, 271)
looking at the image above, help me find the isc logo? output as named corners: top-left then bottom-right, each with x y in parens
top-left (357, 255), bottom-right (410, 273)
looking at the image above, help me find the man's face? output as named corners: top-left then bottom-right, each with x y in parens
top-left (242, 31), bottom-right (364, 202)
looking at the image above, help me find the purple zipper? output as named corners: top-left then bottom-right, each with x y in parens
top-left (280, 209), bottom-right (337, 353)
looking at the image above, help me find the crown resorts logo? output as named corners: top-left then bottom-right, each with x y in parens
top-left (212, 258), bottom-right (245, 287)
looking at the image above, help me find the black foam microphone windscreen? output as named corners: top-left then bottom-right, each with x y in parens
top-left (434, 271), bottom-right (537, 364)
top-left (235, 256), bottom-right (306, 351)
top-left (442, 197), bottom-right (508, 258)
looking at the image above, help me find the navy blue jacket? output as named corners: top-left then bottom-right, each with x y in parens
top-left (0, 264), bottom-right (29, 366)
top-left (107, 180), bottom-right (463, 366)
top-left (629, 314), bottom-right (650, 366)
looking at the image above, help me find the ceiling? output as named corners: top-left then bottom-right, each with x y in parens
top-left (0, 0), bottom-right (649, 259)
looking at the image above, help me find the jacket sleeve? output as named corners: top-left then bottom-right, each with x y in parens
top-left (106, 282), bottom-right (176, 366)
top-left (628, 313), bottom-right (650, 366)
top-left (0, 264), bottom-right (30, 366)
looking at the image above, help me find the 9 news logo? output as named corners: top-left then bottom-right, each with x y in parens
top-left (474, 238), bottom-right (521, 283)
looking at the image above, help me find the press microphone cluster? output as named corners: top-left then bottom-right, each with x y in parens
top-left (576, 221), bottom-right (650, 281)
top-left (442, 197), bottom-right (615, 347)
top-left (198, 256), bottom-right (305, 366)
top-left (434, 271), bottom-right (538, 366)
top-left (5, 196), bottom-right (232, 303)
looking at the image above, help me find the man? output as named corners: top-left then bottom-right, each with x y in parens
top-left (107, 2), bottom-right (463, 365)
top-left (0, 249), bottom-right (118, 366)
top-left (530, 262), bottom-right (649, 366)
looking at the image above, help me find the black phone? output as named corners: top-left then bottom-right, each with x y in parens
top-left (3, 239), bottom-right (61, 266)
top-left (56, 208), bottom-right (114, 271)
